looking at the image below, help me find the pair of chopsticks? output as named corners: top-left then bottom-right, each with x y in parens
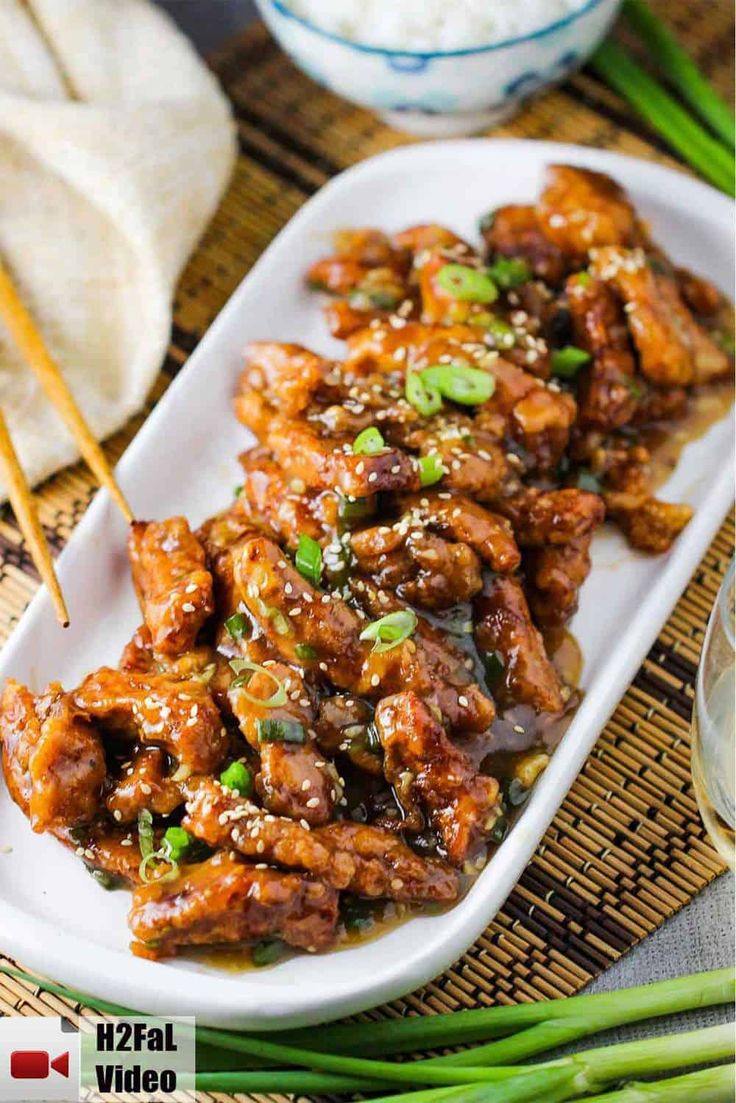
top-left (0, 257), bottom-right (133, 628)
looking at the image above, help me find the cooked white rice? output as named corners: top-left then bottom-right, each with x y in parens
top-left (284, 0), bottom-right (590, 51)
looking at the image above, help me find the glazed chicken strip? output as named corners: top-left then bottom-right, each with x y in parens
top-left (565, 272), bottom-right (639, 431)
top-left (524, 534), bottom-right (595, 628)
top-left (395, 492), bottom-right (521, 570)
top-left (375, 692), bottom-right (500, 867)
top-left (238, 447), bottom-right (334, 548)
top-left (494, 487), bottom-right (604, 547)
top-left (590, 247), bottom-right (729, 387)
top-left (538, 164), bottom-right (641, 257)
top-left (234, 388), bottom-right (420, 498)
top-left (74, 668), bottom-right (228, 776)
top-left (227, 650), bottom-right (339, 825)
top-left (0, 680), bottom-right (105, 832)
top-left (129, 852), bottom-right (339, 959)
top-left (350, 523), bottom-right (483, 610)
top-left (106, 746), bottom-right (183, 824)
top-left (233, 534), bottom-right (495, 732)
top-left (482, 204), bottom-right (568, 285)
top-left (182, 777), bottom-right (458, 902)
top-left (473, 575), bottom-right (565, 714)
top-left (128, 518), bottom-right (214, 657)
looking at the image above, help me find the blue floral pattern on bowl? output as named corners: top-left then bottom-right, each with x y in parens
top-left (254, 0), bottom-right (621, 136)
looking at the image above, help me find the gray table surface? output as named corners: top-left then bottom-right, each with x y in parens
top-left (160, 0), bottom-right (734, 1022)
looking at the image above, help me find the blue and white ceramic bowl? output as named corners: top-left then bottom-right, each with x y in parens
top-left (254, 0), bottom-right (621, 136)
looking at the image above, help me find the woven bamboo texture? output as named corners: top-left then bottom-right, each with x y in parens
top-left (0, 2), bottom-right (734, 1099)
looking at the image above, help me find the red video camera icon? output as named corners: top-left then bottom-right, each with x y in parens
top-left (10, 1050), bottom-right (69, 1079)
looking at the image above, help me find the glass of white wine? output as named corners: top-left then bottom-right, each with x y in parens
top-left (691, 557), bottom-right (735, 868)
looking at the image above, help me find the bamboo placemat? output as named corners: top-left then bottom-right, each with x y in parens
top-left (0, 2), bottom-right (734, 1099)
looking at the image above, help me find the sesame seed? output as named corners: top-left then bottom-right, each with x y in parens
top-left (306, 797), bottom-right (320, 809)
top-left (182, 602), bottom-right (196, 613)
top-left (370, 673), bottom-right (380, 688)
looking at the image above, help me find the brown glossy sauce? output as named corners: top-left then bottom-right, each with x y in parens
top-left (644, 379), bottom-right (734, 491)
top-left (191, 384), bottom-right (732, 972)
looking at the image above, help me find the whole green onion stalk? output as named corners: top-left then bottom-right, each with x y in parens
top-left (590, 40), bottom-right (735, 196)
top-left (622, 0), bottom-right (735, 149)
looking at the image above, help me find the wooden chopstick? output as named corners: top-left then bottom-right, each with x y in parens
top-left (0, 409), bottom-right (69, 628)
top-left (0, 257), bottom-right (134, 523)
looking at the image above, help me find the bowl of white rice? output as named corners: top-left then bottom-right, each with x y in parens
top-left (254, 0), bottom-right (620, 136)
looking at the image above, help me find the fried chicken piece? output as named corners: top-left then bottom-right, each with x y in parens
top-left (524, 534), bottom-right (595, 628)
top-left (307, 229), bottom-right (410, 304)
top-left (590, 248), bottom-right (729, 386)
top-left (234, 389), bottom-right (420, 499)
top-left (118, 624), bottom-right (217, 685)
top-left (106, 746), bottom-right (183, 824)
top-left (318, 821), bottom-right (459, 902)
top-left (538, 165), bottom-right (640, 256)
top-left (612, 498), bottom-right (694, 554)
top-left (417, 248), bottom-right (487, 326)
top-left (565, 272), bottom-right (639, 430)
top-left (675, 266), bottom-right (724, 317)
top-left (128, 519), bottom-right (214, 658)
top-left (316, 696), bottom-right (383, 775)
top-left (234, 536), bottom-right (494, 733)
top-left (482, 204), bottom-right (568, 284)
top-left (240, 342), bottom-right (329, 417)
top-left (602, 452), bottom-right (693, 553)
top-left (351, 524), bottom-right (483, 610)
top-left (375, 692), bottom-right (500, 866)
top-left (495, 488), bottom-right (604, 547)
top-left (407, 423), bottom-right (517, 502)
top-left (182, 778), bottom-right (457, 902)
top-left (396, 492), bottom-right (521, 570)
top-left (392, 224), bottom-right (470, 255)
top-left (182, 777), bottom-right (350, 886)
top-left (61, 820), bottom-right (143, 886)
top-left (344, 320), bottom-right (494, 378)
top-left (473, 575), bottom-right (564, 714)
top-left (228, 650), bottom-right (338, 826)
top-left (0, 681), bottom-right (106, 833)
top-left (129, 852), bottom-right (339, 959)
top-left (237, 447), bottom-right (330, 548)
top-left (74, 668), bottom-right (227, 776)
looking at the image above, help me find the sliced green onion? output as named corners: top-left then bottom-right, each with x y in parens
top-left (421, 363), bottom-right (495, 406)
top-left (257, 718), bottom-right (307, 744)
top-left (365, 722), bottom-right (382, 755)
top-left (483, 650), bottom-right (505, 686)
top-left (339, 495), bottom-right (375, 524)
top-left (352, 427), bottom-right (385, 455)
top-left (575, 270), bottom-right (592, 287)
top-left (436, 264), bottom-right (498, 303)
top-left (418, 453), bottom-right (446, 487)
top-left (251, 939), bottom-right (285, 967)
top-left (576, 470), bottom-right (602, 493)
top-left (229, 659), bottom-right (287, 708)
top-left (137, 808), bottom-right (154, 859)
top-left (348, 288), bottom-right (400, 311)
top-left (219, 761), bottom-right (253, 796)
top-left (162, 826), bottom-right (193, 862)
top-left (139, 851), bottom-right (179, 885)
top-left (551, 345), bottom-right (591, 377)
top-left (224, 612), bottom-right (248, 640)
top-left (234, 484), bottom-right (243, 498)
top-left (295, 533), bottom-right (322, 587)
top-left (625, 377), bottom-right (644, 398)
top-left (490, 815), bottom-right (509, 844)
top-left (295, 642), bottom-right (317, 661)
top-left (405, 370), bottom-right (443, 417)
top-left (268, 608), bottom-right (293, 637)
top-left (486, 257), bottom-right (531, 289)
top-left (360, 609), bottom-right (417, 654)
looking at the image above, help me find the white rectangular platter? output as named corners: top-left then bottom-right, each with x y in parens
top-left (0, 140), bottom-right (733, 1029)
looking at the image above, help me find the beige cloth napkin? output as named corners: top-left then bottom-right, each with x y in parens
top-left (0, 0), bottom-right (236, 499)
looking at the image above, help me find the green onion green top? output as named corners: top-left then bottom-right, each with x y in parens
top-left (421, 363), bottom-right (495, 405)
top-left (360, 609), bottom-right (417, 653)
top-left (352, 426), bottom-right (385, 455)
top-left (405, 370), bottom-right (443, 417)
top-left (219, 761), bottom-right (253, 796)
top-left (251, 939), bottom-right (285, 966)
top-left (551, 345), bottom-right (591, 377)
top-left (295, 642), bottom-right (317, 661)
top-left (224, 611), bottom-right (248, 640)
top-left (418, 453), bottom-right (446, 487)
top-left (576, 469), bottom-right (602, 493)
top-left (229, 659), bottom-right (288, 708)
top-left (486, 256), bottom-right (531, 289)
top-left (295, 533), bottom-right (322, 586)
top-left (436, 263), bottom-right (498, 303)
top-left (162, 826), bottom-right (193, 862)
top-left (257, 718), bottom-right (307, 744)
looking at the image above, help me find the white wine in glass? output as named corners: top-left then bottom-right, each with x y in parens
top-left (691, 558), bottom-right (735, 868)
